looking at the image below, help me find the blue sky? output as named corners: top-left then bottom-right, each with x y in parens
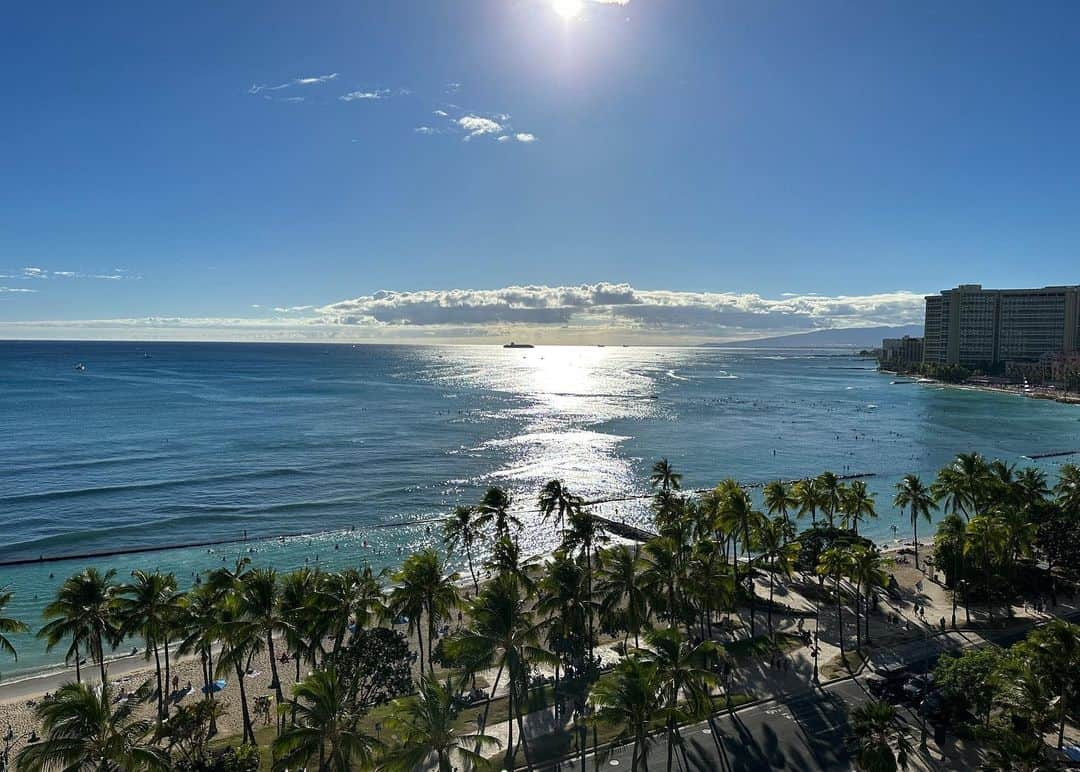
top-left (2, 0), bottom-right (1079, 342)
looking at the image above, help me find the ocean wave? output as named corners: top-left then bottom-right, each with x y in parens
top-left (0, 467), bottom-right (313, 506)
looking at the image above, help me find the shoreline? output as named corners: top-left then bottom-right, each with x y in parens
top-left (888, 370), bottom-right (1080, 406)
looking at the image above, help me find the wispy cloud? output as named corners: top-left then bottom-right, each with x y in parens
top-left (339, 89), bottom-right (391, 102)
top-left (0, 287), bottom-right (37, 294)
top-left (12, 266), bottom-right (137, 281)
top-left (248, 73), bottom-right (338, 95)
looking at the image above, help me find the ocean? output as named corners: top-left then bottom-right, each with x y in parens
top-left (1, 340), bottom-right (1079, 677)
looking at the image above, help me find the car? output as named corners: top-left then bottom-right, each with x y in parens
top-left (901, 673), bottom-right (935, 702)
top-left (1062, 744), bottom-right (1080, 768)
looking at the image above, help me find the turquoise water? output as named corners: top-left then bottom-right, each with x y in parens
top-left (1, 341), bottom-right (1078, 677)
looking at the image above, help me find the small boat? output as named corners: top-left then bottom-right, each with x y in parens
top-left (74, 363), bottom-right (86, 371)
top-left (503, 342), bottom-right (534, 349)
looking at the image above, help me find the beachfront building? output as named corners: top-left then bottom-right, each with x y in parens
top-left (922, 284), bottom-right (1080, 368)
top-left (881, 335), bottom-right (924, 369)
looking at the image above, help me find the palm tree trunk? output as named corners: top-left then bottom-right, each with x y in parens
top-left (234, 660), bottom-right (255, 745)
top-left (266, 630), bottom-right (284, 733)
top-left (74, 640), bottom-right (81, 684)
top-left (586, 543), bottom-right (595, 667)
top-left (913, 516), bottom-right (920, 570)
top-left (1058, 685), bottom-right (1067, 750)
top-left (836, 576), bottom-right (845, 657)
top-left (416, 627), bottom-right (425, 674)
top-left (163, 635), bottom-right (172, 717)
top-left (477, 660), bottom-right (505, 753)
top-left (854, 579), bottom-right (862, 652)
top-left (427, 605), bottom-right (436, 674)
top-left (96, 633), bottom-right (107, 685)
top-left (152, 639), bottom-right (164, 718)
top-left (514, 681), bottom-right (534, 771)
top-left (768, 565), bottom-right (775, 636)
top-left (467, 545), bottom-right (479, 595)
top-left (505, 686), bottom-right (514, 768)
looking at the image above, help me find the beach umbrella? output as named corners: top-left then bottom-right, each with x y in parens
top-left (202, 679), bottom-right (227, 694)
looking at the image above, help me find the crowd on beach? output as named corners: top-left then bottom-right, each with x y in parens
top-left (0, 454), bottom-right (1078, 771)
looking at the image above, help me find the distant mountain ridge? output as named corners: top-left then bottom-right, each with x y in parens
top-left (709, 324), bottom-right (923, 349)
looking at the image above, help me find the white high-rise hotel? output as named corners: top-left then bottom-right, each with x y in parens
top-left (923, 284), bottom-right (1080, 367)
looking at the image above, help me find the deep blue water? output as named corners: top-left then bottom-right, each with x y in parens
top-left (1, 340), bottom-right (1079, 676)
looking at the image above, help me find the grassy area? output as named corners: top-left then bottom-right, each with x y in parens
top-left (820, 649), bottom-right (866, 680)
top-left (723, 632), bottom-right (805, 660)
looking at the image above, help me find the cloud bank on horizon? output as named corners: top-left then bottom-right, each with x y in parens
top-left (0, 282), bottom-right (927, 343)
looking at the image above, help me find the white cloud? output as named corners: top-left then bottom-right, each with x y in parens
top-left (249, 73), bottom-right (338, 94)
top-left (590, 0), bottom-right (630, 4)
top-left (0, 287), bottom-right (37, 293)
top-left (514, 133), bottom-right (537, 143)
top-left (13, 266), bottom-right (135, 281)
top-left (445, 82), bottom-right (461, 94)
top-left (414, 126), bottom-right (440, 135)
top-left (2, 282), bottom-right (927, 343)
top-left (339, 89), bottom-right (391, 102)
top-left (316, 283), bottom-right (927, 334)
top-left (433, 109), bottom-right (448, 117)
top-left (497, 135), bottom-right (511, 143)
top-left (457, 115), bottom-right (504, 139)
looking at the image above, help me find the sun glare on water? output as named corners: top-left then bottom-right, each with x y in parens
top-left (552, 0), bottom-right (584, 20)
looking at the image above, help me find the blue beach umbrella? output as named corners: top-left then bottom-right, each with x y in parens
top-left (202, 679), bottom-right (227, 694)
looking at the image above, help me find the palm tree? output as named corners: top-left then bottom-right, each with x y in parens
top-left (15, 681), bottom-right (167, 772)
top-left (755, 516), bottom-right (801, 636)
top-left (174, 584), bottom-right (222, 733)
top-left (272, 667), bottom-right (379, 772)
top-left (444, 505), bottom-right (484, 595)
top-left (322, 565), bottom-right (384, 660)
top-left (0, 590), bottom-right (28, 681)
top-left (793, 477), bottom-right (822, 527)
top-left (536, 549), bottom-right (588, 713)
top-left (817, 545), bottom-right (852, 658)
top-left (650, 458), bottom-right (682, 493)
top-left (38, 568), bottom-right (119, 686)
top-left (379, 673), bottom-right (499, 772)
top-left (445, 573), bottom-right (551, 768)
top-left (588, 656), bottom-right (660, 772)
top-left (817, 472), bottom-right (844, 528)
top-left (538, 479), bottom-right (583, 535)
top-left (983, 727), bottom-right (1051, 772)
top-left (717, 479), bottom-right (764, 638)
top-left (215, 591), bottom-right (262, 745)
top-left (763, 480), bottom-right (797, 538)
top-left (685, 540), bottom-right (734, 642)
top-left (848, 545), bottom-right (889, 649)
top-left (964, 513), bottom-right (1009, 621)
top-left (842, 481), bottom-right (876, 535)
top-left (846, 700), bottom-right (910, 772)
top-left (1056, 463), bottom-right (1080, 516)
top-left (933, 512), bottom-right (969, 627)
top-left (933, 452), bottom-right (989, 520)
top-left (389, 549), bottom-right (459, 675)
top-left (641, 537), bottom-right (685, 636)
top-left (475, 486), bottom-right (521, 539)
top-left (280, 568), bottom-right (324, 724)
top-left (639, 627), bottom-right (718, 772)
top-left (597, 544), bottom-right (650, 649)
top-left (562, 506), bottom-right (607, 667)
top-left (1021, 619), bottom-right (1080, 751)
top-left (893, 474), bottom-right (937, 570)
top-left (241, 567), bottom-right (293, 730)
top-left (115, 570), bottom-right (181, 720)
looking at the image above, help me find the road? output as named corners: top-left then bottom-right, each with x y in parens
top-left (573, 678), bottom-right (872, 772)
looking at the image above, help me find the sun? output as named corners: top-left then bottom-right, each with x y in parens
top-left (551, 0), bottom-right (584, 20)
